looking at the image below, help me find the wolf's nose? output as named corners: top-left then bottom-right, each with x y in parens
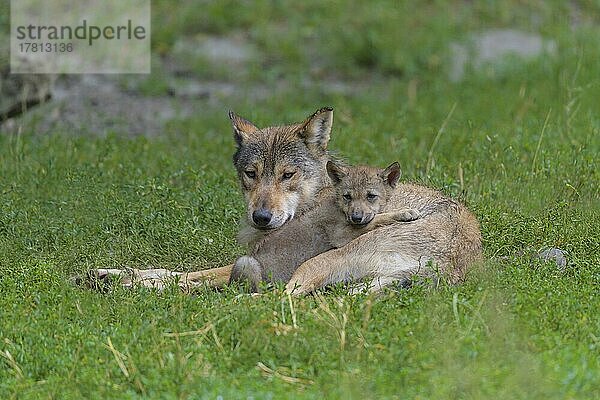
top-left (350, 211), bottom-right (363, 224)
top-left (252, 209), bottom-right (272, 227)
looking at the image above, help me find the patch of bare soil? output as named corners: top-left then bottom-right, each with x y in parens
top-left (1, 34), bottom-right (371, 137)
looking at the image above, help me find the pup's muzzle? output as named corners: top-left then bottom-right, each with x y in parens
top-left (349, 211), bottom-right (374, 226)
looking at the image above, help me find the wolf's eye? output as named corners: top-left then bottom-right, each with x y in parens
top-left (367, 193), bottom-right (378, 202)
top-left (245, 170), bottom-right (256, 179)
top-left (343, 194), bottom-right (352, 201)
top-left (282, 172), bottom-right (296, 180)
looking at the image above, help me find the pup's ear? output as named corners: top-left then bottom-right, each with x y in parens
top-left (380, 162), bottom-right (401, 188)
top-left (326, 160), bottom-right (347, 184)
top-left (229, 111), bottom-right (258, 146)
top-left (297, 107), bottom-right (333, 150)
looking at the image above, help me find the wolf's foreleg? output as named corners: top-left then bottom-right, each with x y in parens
top-left (370, 209), bottom-right (421, 227)
top-left (285, 228), bottom-right (423, 295)
top-left (229, 256), bottom-right (263, 292)
top-left (82, 265), bottom-right (233, 291)
top-left (180, 265), bottom-right (233, 288)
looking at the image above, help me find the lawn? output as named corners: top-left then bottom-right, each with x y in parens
top-left (1, 1), bottom-right (599, 399)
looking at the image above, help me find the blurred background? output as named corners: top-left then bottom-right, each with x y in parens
top-left (2, 1), bottom-right (598, 140)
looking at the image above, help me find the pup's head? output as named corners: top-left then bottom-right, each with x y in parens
top-left (327, 161), bottom-right (401, 226)
top-left (231, 107), bottom-right (333, 230)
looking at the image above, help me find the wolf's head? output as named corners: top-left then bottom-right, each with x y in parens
top-left (230, 107), bottom-right (333, 230)
top-left (327, 161), bottom-right (401, 226)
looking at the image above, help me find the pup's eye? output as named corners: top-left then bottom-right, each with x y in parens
top-left (367, 193), bottom-right (378, 201)
top-left (245, 170), bottom-right (256, 179)
top-left (343, 194), bottom-right (352, 201)
top-left (282, 172), bottom-right (296, 180)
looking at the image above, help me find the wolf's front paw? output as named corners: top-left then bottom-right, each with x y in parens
top-left (285, 278), bottom-right (315, 296)
top-left (394, 208), bottom-right (421, 222)
top-left (285, 281), bottom-right (301, 296)
top-left (73, 268), bottom-right (182, 291)
top-left (71, 268), bottom-right (130, 292)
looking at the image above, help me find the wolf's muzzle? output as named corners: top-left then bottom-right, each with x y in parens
top-left (350, 211), bottom-right (364, 224)
top-left (349, 211), bottom-right (374, 226)
top-left (252, 208), bottom-right (273, 228)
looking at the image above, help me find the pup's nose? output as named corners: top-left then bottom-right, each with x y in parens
top-left (350, 211), bottom-right (364, 224)
top-left (252, 208), bottom-right (273, 227)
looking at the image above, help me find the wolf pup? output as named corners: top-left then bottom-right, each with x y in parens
top-left (229, 161), bottom-right (421, 291)
top-left (285, 176), bottom-right (483, 295)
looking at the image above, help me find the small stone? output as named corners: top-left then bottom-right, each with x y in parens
top-left (449, 29), bottom-right (557, 81)
top-left (0, 65), bottom-right (55, 120)
top-left (537, 247), bottom-right (567, 269)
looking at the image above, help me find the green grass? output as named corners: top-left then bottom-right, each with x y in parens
top-left (1, 1), bottom-right (600, 399)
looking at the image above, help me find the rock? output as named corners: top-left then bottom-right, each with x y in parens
top-left (166, 79), bottom-right (236, 99)
top-left (171, 34), bottom-right (258, 73)
top-left (537, 247), bottom-right (567, 269)
top-left (0, 25), bottom-right (56, 121)
top-left (0, 67), bottom-right (55, 121)
top-left (449, 29), bottom-right (557, 81)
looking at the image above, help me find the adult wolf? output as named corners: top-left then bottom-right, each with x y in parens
top-left (88, 107), bottom-right (338, 289)
top-left (87, 107), bottom-right (482, 293)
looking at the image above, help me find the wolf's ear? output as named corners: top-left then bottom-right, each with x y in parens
top-left (326, 160), bottom-right (347, 184)
top-left (298, 107), bottom-right (333, 150)
top-left (229, 111), bottom-right (258, 146)
top-left (380, 162), bottom-right (401, 188)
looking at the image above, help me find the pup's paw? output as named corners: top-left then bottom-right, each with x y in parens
top-left (394, 208), bottom-right (421, 222)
